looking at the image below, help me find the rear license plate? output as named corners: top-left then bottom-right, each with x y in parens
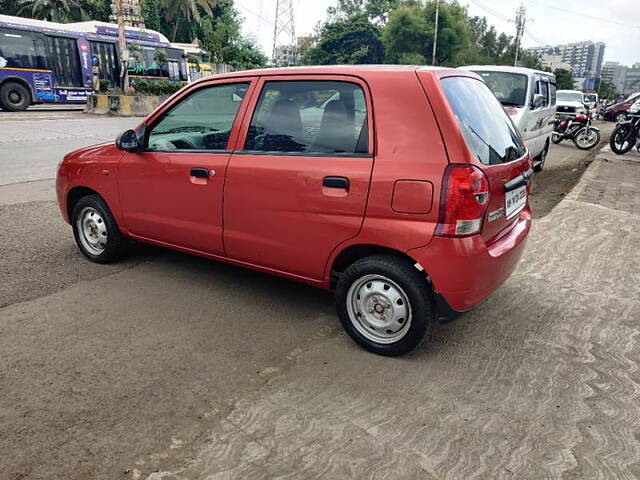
top-left (505, 185), bottom-right (527, 219)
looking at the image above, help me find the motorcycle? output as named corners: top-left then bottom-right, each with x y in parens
top-left (552, 110), bottom-right (600, 150)
top-left (610, 100), bottom-right (640, 155)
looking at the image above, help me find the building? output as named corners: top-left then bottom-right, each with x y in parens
top-left (109, 0), bottom-right (145, 29)
top-left (601, 61), bottom-right (627, 94)
top-left (623, 65), bottom-right (640, 95)
top-left (273, 44), bottom-right (297, 67)
top-left (526, 41), bottom-right (605, 78)
top-left (540, 54), bottom-right (570, 72)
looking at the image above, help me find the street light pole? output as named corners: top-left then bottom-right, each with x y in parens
top-left (431, 0), bottom-right (440, 66)
top-left (116, 0), bottom-right (129, 91)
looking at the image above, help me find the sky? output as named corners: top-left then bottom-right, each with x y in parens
top-left (235, 0), bottom-right (640, 66)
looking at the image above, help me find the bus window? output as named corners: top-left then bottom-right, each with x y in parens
top-left (0, 27), bottom-right (48, 70)
top-left (89, 41), bottom-right (119, 86)
top-left (47, 35), bottom-right (82, 87)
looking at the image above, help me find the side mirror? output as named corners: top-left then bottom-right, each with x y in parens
top-left (115, 129), bottom-right (142, 152)
top-left (531, 93), bottom-right (545, 110)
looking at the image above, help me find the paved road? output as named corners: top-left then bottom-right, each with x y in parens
top-left (1, 113), bottom-right (639, 479)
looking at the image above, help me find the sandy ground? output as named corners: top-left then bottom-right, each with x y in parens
top-left (1, 115), bottom-right (638, 479)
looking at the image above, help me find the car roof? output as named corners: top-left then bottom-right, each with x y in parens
top-left (190, 64), bottom-right (472, 86)
top-left (460, 65), bottom-right (555, 78)
top-left (557, 90), bottom-right (583, 94)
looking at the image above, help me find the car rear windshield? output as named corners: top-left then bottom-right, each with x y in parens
top-left (472, 71), bottom-right (528, 107)
top-left (440, 76), bottom-right (527, 165)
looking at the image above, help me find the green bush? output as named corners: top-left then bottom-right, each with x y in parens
top-left (98, 79), bottom-right (110, 93)
top-left (131, 79), bottom-right (185, 96)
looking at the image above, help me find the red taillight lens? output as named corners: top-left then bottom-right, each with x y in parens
top-left (436, 164), bottom-right (490, 237)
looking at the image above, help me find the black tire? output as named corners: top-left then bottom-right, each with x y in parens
top-left (534, 140), bottom-right (549, 172)
top-left (615, 112), bottom-right (628, 123)
top-left (335, 254), bottom-right (433, 356)
top-left (610, 124), bottom-right (635, 155)
top-left (71, 194), bottom-right (127, 263)
top-left (0, 81), bottom-right (31, 111)
top-left (573, 127), bottom-right (600, 150)
top-left (551, 132), bottom-right (563, 144)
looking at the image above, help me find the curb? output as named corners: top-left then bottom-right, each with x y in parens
top-left (84, 93), bottom-right (168, 117)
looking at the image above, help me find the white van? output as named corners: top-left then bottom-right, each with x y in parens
top-left (461, 66), bottom-right (557, 171)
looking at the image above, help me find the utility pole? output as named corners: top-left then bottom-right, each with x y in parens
top-left (272, 0), bottom-right (296, 66)
top-left (513, 2), bottom-right (526, 67)
top-left (115, 0), bottom-right (129, 90)
top-left (431, 0), bottom-right (440, 66)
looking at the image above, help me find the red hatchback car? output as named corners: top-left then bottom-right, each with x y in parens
top-left (57, 66), bottom-right (532, 356)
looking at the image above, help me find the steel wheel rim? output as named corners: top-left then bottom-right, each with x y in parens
top-left (614, 127), bottom-right (631, 150)
top-left (77, 207), bottom-right (107, 255)
top-left (346, 274), bottom-right (412, 344)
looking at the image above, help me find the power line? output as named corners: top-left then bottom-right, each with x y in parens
top-left (468, 0), bottom-right (511, 24)
top-left (526, 0), bottom-right (640, 30)
top-left (235, 1), bottom-right (274, 27)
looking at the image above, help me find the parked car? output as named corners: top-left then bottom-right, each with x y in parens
top-left (602, 92), bottom-right (640, 122)
top-left (556, 90), bottom-right (588, 116)
top-left (56, 66), bottom-right (533, 356)
top-left (584, 92), bottom-right (599, 111)
top-left (462, 65), bottom-right (556, 172)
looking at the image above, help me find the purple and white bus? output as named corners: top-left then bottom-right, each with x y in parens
top-left (0, 14), bottom-right (187, 111)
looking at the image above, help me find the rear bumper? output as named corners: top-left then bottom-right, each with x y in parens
top-left (409, 209), bottom-right (531, 313)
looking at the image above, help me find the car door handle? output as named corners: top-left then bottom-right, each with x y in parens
top-left (323, 176), bottom-right (349, 189)
top-left (190, 167), bottom-right (209, 178)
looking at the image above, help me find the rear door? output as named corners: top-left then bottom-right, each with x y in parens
top-left (223, 76), bottom-right (374, 280)
top-left (438, 75), bottom-right (532, 242)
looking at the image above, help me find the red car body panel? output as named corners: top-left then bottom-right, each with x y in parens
top-left (57, 66), bottom-right (531, 313)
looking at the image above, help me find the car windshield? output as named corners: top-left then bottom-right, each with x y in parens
top-left (624, 93), bottom-right (640, 102)
top-left (557, 91), bottom-right (584, 103)
top-left (473, 71), bottom-right (528, 107)
top-left (441, 76), bottom-right (526, 165)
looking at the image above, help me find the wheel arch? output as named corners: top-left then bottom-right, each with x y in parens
top-left (0, 77), bottom-right (34, 105)
top-left (67, 186), bottom-right (102, 220)
top-left (328, 243), bottom-right (426, 290)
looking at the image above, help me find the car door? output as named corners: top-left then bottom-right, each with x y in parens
top-left (117, 78), bottom-right (255, 255)
top-left (223, 76), bottom-right (374, 280)
top-left (526, 75), bottom-right (550, 156)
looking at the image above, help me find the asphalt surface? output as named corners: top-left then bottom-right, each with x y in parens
top-left (1, 113), bottom-right (639, 480)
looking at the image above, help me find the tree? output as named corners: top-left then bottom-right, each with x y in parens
top-left (17, 0), bottom-right (87, 22)
top-left (142, 0), bottom-right (162, 32)
top-left (382, 1), bottom-right (467, 66)
top-left (554, 68), bottom-right (575, 90)
top-left (161, 0), bottom-right (216, 41)
top-left (594, 78), bottom-right (617, 99)
top-left (303, 15), bottom-right (384, 65)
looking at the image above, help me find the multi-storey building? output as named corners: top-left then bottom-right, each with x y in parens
top-left (623, 63), bottom-right (640, 95)
top-left (109, 0), bottom-right (145, 29)
top-left (526, 41), bottom-right (605, 77)
top-left (601, 61), bottom-right (627, 94)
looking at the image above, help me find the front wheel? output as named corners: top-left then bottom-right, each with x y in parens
top-left (534, 141), bottom-right (549, 172)
top-left (71, 194), bottom-right (128, 263)
top-left (610, 124), bottom-right (636, 155)
top-left (335, 255), bottom-right (433, 356)
top-left (551, 132), bottom-right (563, 144)
top-left (573, 127), bottom-right (600, 150)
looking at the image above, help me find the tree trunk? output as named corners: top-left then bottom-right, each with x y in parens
top-left (172, 14), bottom-right (181, 42)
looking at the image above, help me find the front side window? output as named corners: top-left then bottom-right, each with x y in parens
top-left (244, 80), bottom-right (369, 155)
top-left (441, 76), bottom-right (526, 165)
top-left (538, 79), bottom-right (549, 108)
top-left (549, 82), bottom-right (557, 106)
top-left (147, 82), bottom-right (249, 151)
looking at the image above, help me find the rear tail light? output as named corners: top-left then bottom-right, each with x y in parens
top-left (436, 164), bottom-right (490, 237)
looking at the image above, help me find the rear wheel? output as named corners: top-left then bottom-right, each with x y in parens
top-left (610, 124), bottom-right (635, 155)
top-left (71, 194), bottom-right (127, 263)
top-left (534, 140), bottom-right (549, 172)
top-left (0, 81), bottom-right (31, 111)
top-left (573, 127), bottom-right (600, 150)
top-left (335, 254), bottom-right (433, 356)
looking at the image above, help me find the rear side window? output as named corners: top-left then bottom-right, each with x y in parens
top-left (244, 80), bottom-right (369, 155)
top-left (441, 77), bottom-right (526, 165)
